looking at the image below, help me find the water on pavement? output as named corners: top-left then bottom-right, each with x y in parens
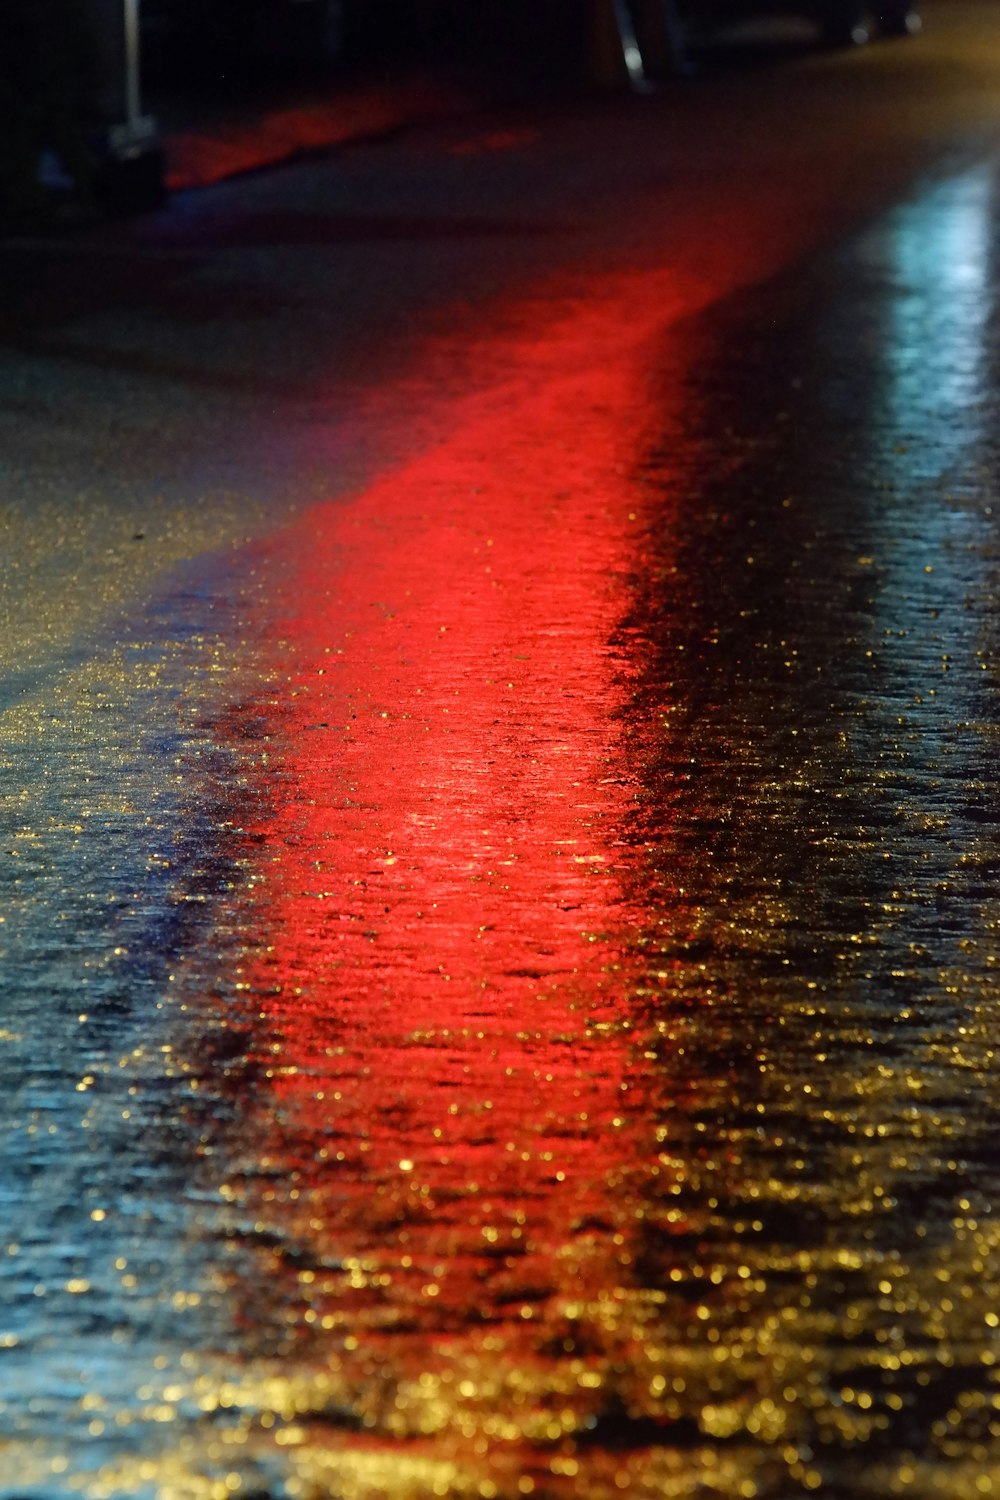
top-left (5, 55), bottom-right (1000, 1500)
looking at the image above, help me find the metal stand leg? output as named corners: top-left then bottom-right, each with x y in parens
top-left (91, 0), bottom-right (164, 212)
top-left (610, 0), bottom-right (649, 87)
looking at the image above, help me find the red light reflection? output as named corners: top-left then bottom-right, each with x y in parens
top-left (210, 270), bottom-right (704, 1484)
top-left (165, 77), bottom-right (473, 191)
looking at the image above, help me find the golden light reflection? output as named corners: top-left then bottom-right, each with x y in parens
top-left (20, 165), bottom-right (1000, 1499)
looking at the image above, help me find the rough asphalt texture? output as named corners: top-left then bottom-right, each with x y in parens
top-left (5, 5), bottom-right (1000, 1495)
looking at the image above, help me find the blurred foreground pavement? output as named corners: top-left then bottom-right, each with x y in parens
top-left (8, 4), bottom-right (1000, 1497)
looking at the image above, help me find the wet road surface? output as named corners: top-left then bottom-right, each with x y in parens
top-left (6, 5), bottom-right (1000, 1496)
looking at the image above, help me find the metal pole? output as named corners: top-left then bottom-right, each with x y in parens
top-left (94, 0), bottom-right (164, 209)
top-left (610, 0), bottom-right (648, 87)
top-left (123, 0), bottom-right (141, 129)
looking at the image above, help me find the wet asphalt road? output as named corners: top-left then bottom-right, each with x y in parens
top-left (7, 4), bottom-right (1000, 1496)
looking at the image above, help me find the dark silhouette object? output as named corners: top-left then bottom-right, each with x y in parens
top-left (589, 0), bottom-right (691, 87)
top-left (414, 0), bottom-right (690, 92)
top-left (0, 0), bottom-right (102, 226)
